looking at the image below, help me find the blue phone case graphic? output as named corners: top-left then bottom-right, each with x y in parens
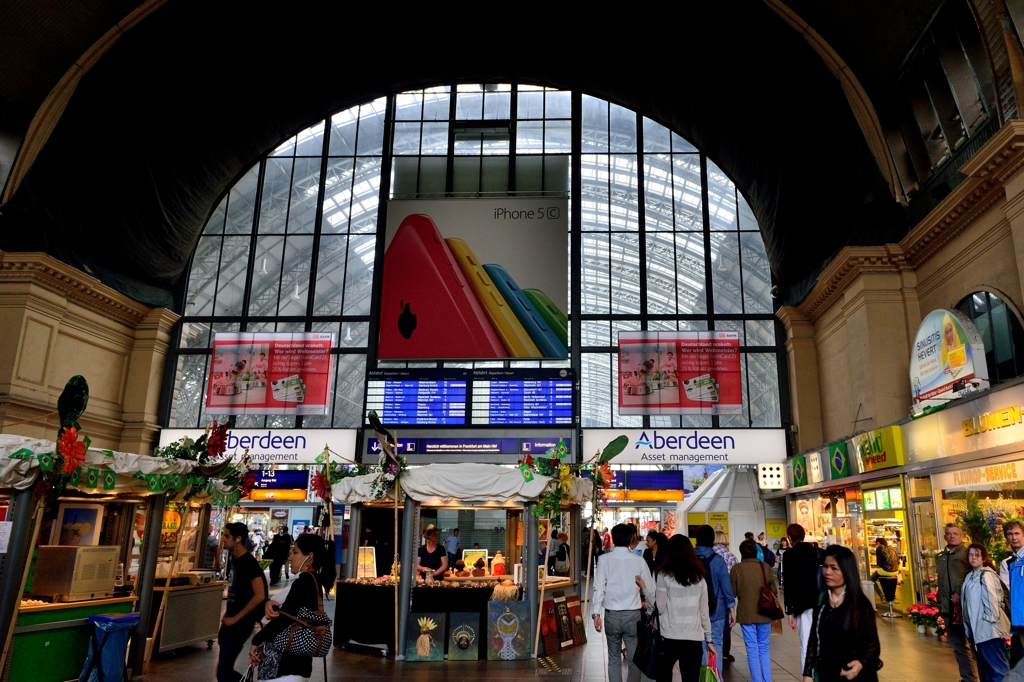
top-left (482, 264), bottom-right (568, 358)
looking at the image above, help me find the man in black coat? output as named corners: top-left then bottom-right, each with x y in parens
top-left (782, 523), bottom-right (821, 670)
top-left (267, 526), bottom-right (292, 585)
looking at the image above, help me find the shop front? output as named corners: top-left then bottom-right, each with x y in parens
top-left (583, 427), bottom-right (788, 555)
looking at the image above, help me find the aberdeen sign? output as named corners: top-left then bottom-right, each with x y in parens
top-left (582, 428), bottom-right (786, 465)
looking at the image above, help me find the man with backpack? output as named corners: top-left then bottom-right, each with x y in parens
top-left (694, 525), bottom-right (736, 671)
top-left (782, 523), bottom-right (821, 671)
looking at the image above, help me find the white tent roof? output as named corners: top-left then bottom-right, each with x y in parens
top-left (332, 463), bottom-right (594, 505)
top-left (0, 434), bottom-right (193, 492)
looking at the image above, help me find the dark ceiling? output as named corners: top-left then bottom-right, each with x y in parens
top-left (0, 0), bottom-right (937, 309)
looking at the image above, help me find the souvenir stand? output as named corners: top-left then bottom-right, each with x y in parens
top-left (332, 463), bottom-right (593, 661)
top-left (0, 433), bottom-right (194, 682)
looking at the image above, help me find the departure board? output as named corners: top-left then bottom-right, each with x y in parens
top-left (472, 379), bottom-right (573, 425)
top-left (365, 368), bottom-right (574, 426)
top-left (365, 373), bottom-right (467, 425)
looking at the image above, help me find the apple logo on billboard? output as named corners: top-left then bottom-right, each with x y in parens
top-left (398, 300), bottom-right (417, 339)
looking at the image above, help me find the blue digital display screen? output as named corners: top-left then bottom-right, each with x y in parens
top-left (251, 470), bottom-right (310, 490)
top-left (472, 379), bottom-right (573, 425)
top-left (365, 368), bottom-right (574, 426)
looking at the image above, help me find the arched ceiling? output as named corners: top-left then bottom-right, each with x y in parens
top-left (0, 0), bottom-right (935, 308)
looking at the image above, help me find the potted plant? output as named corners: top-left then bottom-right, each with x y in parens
top-left (906, 603), bottom-right (939, 634)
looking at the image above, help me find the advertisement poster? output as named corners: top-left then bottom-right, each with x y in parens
top-left (910, 309), bottom-right (988, 408)
top-left (708, 512), bottom-right (729, 536)
top-left (206, 332), bottom-right (334, 415)
top-left (379, 198), bottom-right (568, 360)
top-left (617, 331), bottom-right (742, 415)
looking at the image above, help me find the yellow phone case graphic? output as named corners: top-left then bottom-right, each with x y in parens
top-left (445, 238), bottom-right (542, 357)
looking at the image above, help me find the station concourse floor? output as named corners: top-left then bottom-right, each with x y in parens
top-left (145, 579), bottom-right (960, 682)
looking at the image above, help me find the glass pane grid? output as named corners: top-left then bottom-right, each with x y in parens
top-left (175, 87), bottom-right (782, 431)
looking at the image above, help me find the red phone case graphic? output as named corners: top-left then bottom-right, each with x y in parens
top-left (378, 214), bottom-right (506, 359)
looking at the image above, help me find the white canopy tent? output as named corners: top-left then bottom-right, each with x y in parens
top-left (676, 466), bottom-right (766, 557)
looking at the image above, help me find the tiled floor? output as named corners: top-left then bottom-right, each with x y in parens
top-left (145, 587), bottom-right (960, 682)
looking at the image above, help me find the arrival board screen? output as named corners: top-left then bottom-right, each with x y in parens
top-left (365, 368), bottom-right (573, 426)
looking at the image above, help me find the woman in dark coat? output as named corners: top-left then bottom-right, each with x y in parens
top-left (249, 533), bottom-right (330, 679)
top-left (802, 545), bottom-right (881, 682)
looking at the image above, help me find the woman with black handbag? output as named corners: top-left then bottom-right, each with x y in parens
top-left (635, 535), bottom-right (713, 682)
top-left (802, 545), bottom-right (881, 682)
top-left (249, 533), bottom-right (332, 680)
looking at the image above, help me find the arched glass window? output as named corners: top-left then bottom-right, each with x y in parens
top-left (956, 291), bottom-right (1024, 384)
top-left (166, 86), bottom-right (785, 432)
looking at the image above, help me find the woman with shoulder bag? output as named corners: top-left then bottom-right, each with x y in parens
top-left (962, 543), bottom-right (1010, 682)
top-left (730, 539), bottom-right (780, 682)
top-left (249, 533), bottom-right (331, 681)
top-left (635, 534), bottom-right (713, 682)
top-left (802, 545), bottom-right (881, 682)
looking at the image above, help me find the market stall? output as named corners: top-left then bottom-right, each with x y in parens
top-left (0, 379), bottom-right (257, 682)
top-left (332, 461), bottom-right (593, 660)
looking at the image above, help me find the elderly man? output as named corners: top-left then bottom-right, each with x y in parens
top-left (937, 523), bottom-right (978, 682)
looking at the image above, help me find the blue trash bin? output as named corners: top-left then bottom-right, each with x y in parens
top-left (79, 613), bottom-right (140, 682)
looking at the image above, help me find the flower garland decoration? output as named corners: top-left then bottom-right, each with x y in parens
top-left (366, 410), bottom-right (407, 501)
top-left (153, 420), bottom-right (255, 506)
top-left (34, 376), bottom-right (91, 501)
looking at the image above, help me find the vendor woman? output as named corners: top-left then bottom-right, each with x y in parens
top-left (417, 526), bottom-right (448, 580)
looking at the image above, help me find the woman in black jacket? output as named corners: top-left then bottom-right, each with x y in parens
top-left (249, 533), bottom-right (329, 679)
top-left (802, 545), bottom-right (880, 682)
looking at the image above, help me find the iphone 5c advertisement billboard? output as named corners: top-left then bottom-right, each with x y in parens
top-left (378, 198), bottom-right (568, 359)
top-left (618, 331), bottom-right (742, 415)
top-left (205, 332), bottom-right (334, 415)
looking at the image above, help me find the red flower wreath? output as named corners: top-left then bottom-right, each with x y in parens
top-left (58, 426), bottom-right (87, 474)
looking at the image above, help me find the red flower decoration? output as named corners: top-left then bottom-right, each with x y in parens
top-left (597, 462), bottom-right (615, 488)
top-left (207, 421), bottom-right (228, 459)
top-left (33, 478), bottom-right (53, 497)
top-left (312, 469), bottom-right (332, 501)
top-left (58, 426), bottom-right (87, 474)
top-left (518, 454), bottom-right (535, 468)
top-left (240, 470), bottom-right (258, 497)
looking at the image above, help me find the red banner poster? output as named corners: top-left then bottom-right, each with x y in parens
top-left (206, 333), bottom-right (334, 415)
top-left (617, 331), bottom-right (742, 415)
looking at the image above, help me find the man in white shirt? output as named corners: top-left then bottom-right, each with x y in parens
top-left (592, 524), bottom-right (654, 682)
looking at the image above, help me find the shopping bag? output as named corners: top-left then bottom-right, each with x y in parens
top-left (633, 608), bottom-right (664, 679)
top-left (700, 652), bottom-right (722, 682)
top-left (770, 619), bottom-right (784, 636)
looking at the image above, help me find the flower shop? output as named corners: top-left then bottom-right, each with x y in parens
top-left (0, 377), bottom-right (258, 682)
top-left (325, 422), bottom-right (626, 661)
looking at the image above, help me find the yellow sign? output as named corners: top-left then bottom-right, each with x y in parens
top-left (952, 461), bottom-right (1019, 487)
top-left (626, 490), bottom-right (685, 501)
top-left (854, 425), bottom-right (905, 473)
top-left (161, 511), bottom-right (181, 533)
top-left (248, 489), bottom-right (308, 501)
top-left (709, 512), bottom-right (729, 535)
top-left (963, 404), bottom-right (1024, 436)
top-left (765, 518), bottom-right (787, 538)
top-left (357, 546), bottom-right (376, 578)
top-left (687, 512), bottom-right (707, 527)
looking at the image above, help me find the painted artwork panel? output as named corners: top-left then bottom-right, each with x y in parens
top-left (405, 612), bottom-right (446, 662)
top-left (448, 612), bottom-right (480, 661)
top-left (487, 601), bottom-right (532, 660)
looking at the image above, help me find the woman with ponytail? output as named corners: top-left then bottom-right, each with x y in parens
top-left (249, 533), bottom-right (328, 679)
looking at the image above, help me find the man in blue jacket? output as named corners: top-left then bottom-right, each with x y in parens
top-left (695, 525), bottom-right (736, 670)
top-left (1001, 520), bottom-right (1024, 666)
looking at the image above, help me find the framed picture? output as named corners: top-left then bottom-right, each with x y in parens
top-left (50, 503), bottom-right (103, 546)
top-left (462, 549), bottom-right (488, 572)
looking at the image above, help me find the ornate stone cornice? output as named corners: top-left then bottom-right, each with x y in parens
top-left (0, 251), bottom-right (152, 327)
top-left (790, 121), bottom-right (1024, 322)
top-left (795, 245), bottom-right (908, 319)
